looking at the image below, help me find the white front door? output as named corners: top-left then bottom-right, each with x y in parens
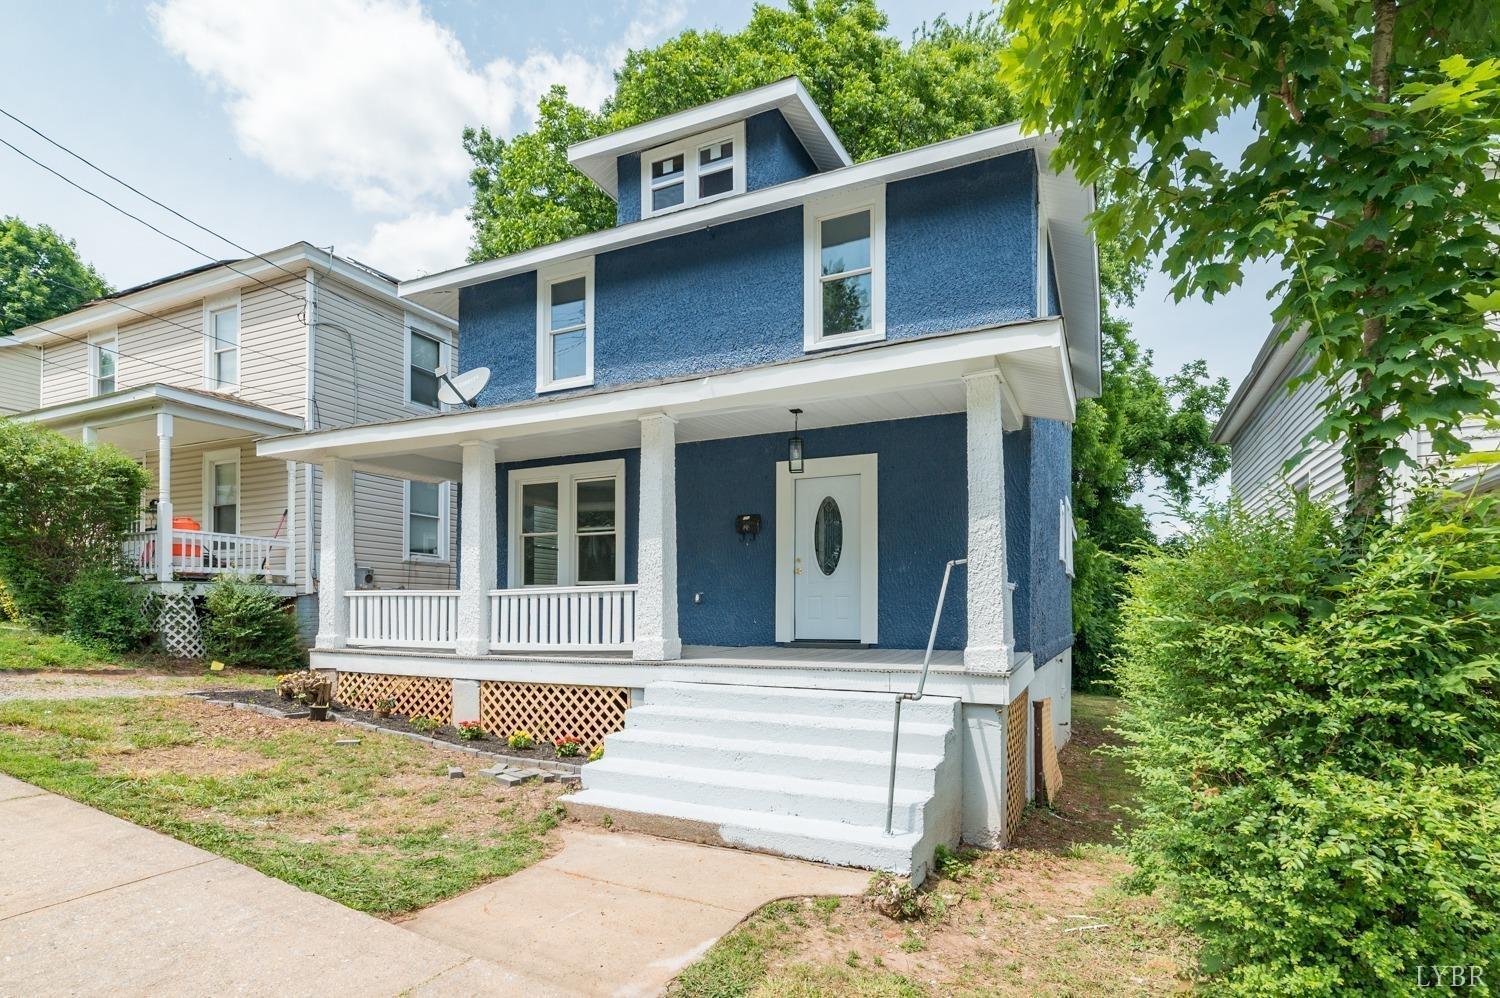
top-left (793, 473), bottom-right (862, 640)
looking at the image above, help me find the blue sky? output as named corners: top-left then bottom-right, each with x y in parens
top-left (4, 0), bottom-right (1283, 521)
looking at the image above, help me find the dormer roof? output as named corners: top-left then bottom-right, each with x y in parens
top-left (567, 77), bottom-right (852, 200)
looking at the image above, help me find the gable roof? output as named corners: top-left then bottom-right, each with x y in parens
top-left (567, 77), bottom-right (851, 199)
top-left (1211, 321), bottom-right (1304, 445)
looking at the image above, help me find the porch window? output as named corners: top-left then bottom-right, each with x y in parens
top-left (405, 481), bottom-right (446, 560)
top-left (639, 122), bottom-right (745, 219)
top-left (408, 328), bottom-right (443, 408)
top-left (90, 332), bottom-right (117, 396)
top-left (508, 459), bottom-right (626, 587)
top-left (535, 259), bottom-right (594, 392)
top-left (804, 187), bottom-right (885, 351)
top-left (207, 302), bottom-right (240, 390)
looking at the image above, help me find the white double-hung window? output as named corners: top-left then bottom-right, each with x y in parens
top-left (90, 330), bottom-right (118, 396)
top-left (404, 480), bottom-right (448, 560)
top-left (204, 295), bottom-right (240, 391)
top-left (804, 186), bottom-right (885, 351)
top-left (639, 122), bottom-right (745, 219)
top-left (535, 258), bottom-right (594, 392)
top-left (406, 320), bottom-right (451, 410)
top-left (508, 459), bottom-right (625, 587)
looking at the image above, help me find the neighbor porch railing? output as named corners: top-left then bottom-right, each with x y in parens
top-left (346, 590), bottom-right (459, 648)
top-left (123, 529), bottom-right (292, 582)
top-left (490, 585), bottom-right (638, 652)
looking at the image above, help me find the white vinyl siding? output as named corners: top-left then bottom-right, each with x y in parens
top-left (1228, 355), bottom-right (1348, 514)
top-left (0, 348), bottom-right (41, 414)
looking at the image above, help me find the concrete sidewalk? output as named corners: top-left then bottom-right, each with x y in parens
top-left (0, 773), bottom-right (566, 997)
top-left (402, 826), bottom-right (870, 996)
top-left (1, 772), bottom-right (870, 997)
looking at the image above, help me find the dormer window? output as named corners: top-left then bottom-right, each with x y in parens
top-left (640, 122), bottom-right (745, 219)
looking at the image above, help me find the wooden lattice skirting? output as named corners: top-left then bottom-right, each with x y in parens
top-left (334, 672), bottom-right (452, 723)
top-left (479, 681), bottom-right (629, 751)
top-left (1003, 691), bottom-right (1029, 843)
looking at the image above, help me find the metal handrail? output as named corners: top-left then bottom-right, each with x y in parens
top-left (884, 557), bottom-right (966, 836)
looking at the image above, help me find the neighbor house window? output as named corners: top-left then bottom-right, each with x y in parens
top-left (405, 480), bottom-right (447, 560)
top-left (90, 331), bottom-right (117, 396)
top-left (203, 450), bottom-right (240, 535)
top-left (408, 326), bottom-right (444, 408)
top-left (804, 187), bottom-right (885, 351)
top-left (1059, 497), bottom-right (1076, 578)
top-left (509, 460), bottom-right (625, 587)
top-left (639, 122), bottom-right (745, 219)
top-left (535, 259), bottom-right (594, 392)
top-left (206, 299), bottom-right (240, 391)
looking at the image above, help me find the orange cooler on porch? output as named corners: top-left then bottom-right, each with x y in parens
top-left (172, 516), bottom-right (202, 558)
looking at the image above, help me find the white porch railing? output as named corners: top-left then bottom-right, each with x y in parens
top-left (346, 590), bottom-right (459, 648)
top-left (123, 529), bottom-right (292, 581)
top-left (491, 585), bottom-right (637, 652)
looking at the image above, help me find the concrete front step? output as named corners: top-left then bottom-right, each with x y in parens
top-left (561, 789), bottom-right (926, 874)
top-left (643, 681), bottom-right (956, 725)
top-left (601, 727), bottom-right (944, 791)
top-left (581, 757), bottom-right (930, 830)
top-left (622, 704), bottom-right (953, 754)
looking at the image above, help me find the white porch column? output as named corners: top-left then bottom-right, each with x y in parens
top-left (285, 460), bottom-right (298, 584)
top-left (963, 371), bottom-right (1011, 673)
top-left (155, 414), bottom-right (173, 582)
top-left (456, 442), bottom-right (498, 657)
top-left (635, 412), bottom-right (681, 661)
top-left (317, 457), bottom-right (354, 649)
top-left (81, 425), bottom-right (97, 446)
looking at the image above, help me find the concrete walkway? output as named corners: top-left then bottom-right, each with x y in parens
top-left (0, 773), bottom-right (564, 997)
top-left (402, 826), bottom-right (870, 997)
top-left (0, 773), bottom-right (869, 996)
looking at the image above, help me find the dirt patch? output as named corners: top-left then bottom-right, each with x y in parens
top-left (100, 743), bottom-right (277, 778)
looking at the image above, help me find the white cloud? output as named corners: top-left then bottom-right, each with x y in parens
top-left (149, 0), bottom-right (681, 215)
top-left (347, 206), bottom-right (472, 278)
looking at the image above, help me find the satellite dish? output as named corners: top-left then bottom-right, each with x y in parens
top-left (437, 366), bottom-right (490, 408)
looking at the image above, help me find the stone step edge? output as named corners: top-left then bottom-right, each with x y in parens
top-left (604, 727), bottom-right (945, 769)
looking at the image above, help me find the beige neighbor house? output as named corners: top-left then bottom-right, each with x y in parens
top-left (0, 242), bottom-right (460, 655)
top-left (1213, 323), bottom-right (1500, 513)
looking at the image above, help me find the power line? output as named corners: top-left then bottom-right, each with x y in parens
top-left (0, 105), bottom-right (311, 290)
top-left (0, 133), bottom-right (313, 315)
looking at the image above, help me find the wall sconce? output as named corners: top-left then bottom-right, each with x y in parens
top-left (788, 408), bottom-right (804, 474)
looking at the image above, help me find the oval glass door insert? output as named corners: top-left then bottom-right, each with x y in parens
top-left (814, 496), bottom-right (843, 575)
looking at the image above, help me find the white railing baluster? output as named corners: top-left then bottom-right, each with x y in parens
top-left (341, 585), bottom-right (636, 652)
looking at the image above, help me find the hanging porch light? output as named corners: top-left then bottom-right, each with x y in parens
top-left (788, 408), bottom-right (805, 474)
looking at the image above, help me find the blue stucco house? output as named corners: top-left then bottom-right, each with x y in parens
top-left (260, 78), bottom-right (1099, 880)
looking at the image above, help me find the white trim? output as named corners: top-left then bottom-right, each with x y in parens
top-left (506, 458), bottom-right (627, 588)
top-left (257, 319), bottom-right (1072, 464)
top-left (774, 453), bottom-right (879, 644)
top-left (403, 314), bottom-right (453, 412)
top-left (201, 446), bottom-right (242, 533)
top-left (640, 121), bottom-right (746, 220)
top-left (567, 78), bottom-right (850, 197)
top-left (535, 257), bottom-right (595, 393)
top-left (15, 383), bottom-right (304, 434)
top-left (803, 186), bottom-right (886, 352)
top-left (202, 291), bottom-right (241, 394)
top-left (403, 479), bottom-right (450, 562)
top-left (89, 328), bottom-right (118, 397)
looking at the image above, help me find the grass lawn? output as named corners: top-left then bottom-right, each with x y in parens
top-left (0, 624), bottom-right (136, 671)
top-left (0, 695), bottom-right (564, 914)
top-left (670, 693), bottom-right (1195, 996)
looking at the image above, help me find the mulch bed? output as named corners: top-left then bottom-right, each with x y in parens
top-left (193, 688), bottom-right (585, 764)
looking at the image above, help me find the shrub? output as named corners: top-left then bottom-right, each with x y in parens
top-left (409, 714), bottom-right (440, 733)
top-left (587, 744), bottom-right (604, 762)
top-left (60, 567), bottom-right (151, 653)
top-left (456, 720), bottom-right (485, 741)
top-left (507, 730), bottom-right (535, 750)
top-left (0, 421), bottom-right (149, 630)
top-left (553, 735), bottom-right (583, 758)
top-left (1114, 487), bottom-right (1500, 993)
top-left (201, 576), bottom-right (301, 669)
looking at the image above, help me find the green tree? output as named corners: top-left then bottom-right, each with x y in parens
top-left (1001, 0), bottom-right (1500, 536)
top-left (0, 217), bottom-right (111, 335)
top-left (466, 0), bottom-right (1018, 259)
top-left (1071, 249), bottom-right (1230, 683)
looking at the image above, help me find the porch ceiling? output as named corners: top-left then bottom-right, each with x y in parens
top-left (258, 319), bottom-right (1073, 481)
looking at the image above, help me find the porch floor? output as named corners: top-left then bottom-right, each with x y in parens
top-left (680, 644), bottom-right (963, 670)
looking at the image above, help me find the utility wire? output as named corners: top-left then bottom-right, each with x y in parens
top-left (0, 105), bottom-right (312, 289)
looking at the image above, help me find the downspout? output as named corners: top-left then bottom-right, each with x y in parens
top-left (303, 269), bottom-right (318, 595)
